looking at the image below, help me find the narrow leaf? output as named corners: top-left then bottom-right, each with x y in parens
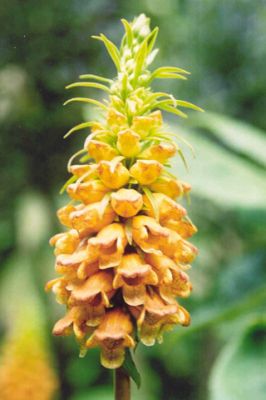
top-left (175, 100), bottom-right (204, 112)
top-left (143, 187), bottom-right (159, 221)
top-left (59, 174), bottom-right (77, 194)
top-left (66, 82), bottom-right (111, 93)
top-left (121, 18), bottom-right (133, 47)
top-left (79, 74), bottom-right (112, 83)
top-left (147, 27), bottom-right (159, 54)
top-left (63, 97), bottom-right (108, 110)
top-left (159, 103), bottom-right (188, 118)
top-left (92, 34), bottom-right (121, 71)
top-left (122, 349), bottom-right (141, 388)
top-left (64, 121), bottom-right (96, 139)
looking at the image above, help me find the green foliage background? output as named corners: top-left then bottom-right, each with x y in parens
top-left (0, 1), bottom-right (265, 399)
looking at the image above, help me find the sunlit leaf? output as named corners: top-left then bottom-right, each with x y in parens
top-left (66, 82), bottom-right (111, 93)
top-left (92, 34), bottom-right (121, 71)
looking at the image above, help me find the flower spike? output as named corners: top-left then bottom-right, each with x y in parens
top-left (47, 14), bottom-right (200, 373)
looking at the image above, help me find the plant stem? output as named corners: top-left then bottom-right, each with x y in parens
top-left (114, 367), bottom-right (131, 400)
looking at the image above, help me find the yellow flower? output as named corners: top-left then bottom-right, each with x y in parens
top-left (131, 110), bottom-right (162, 138)
top-left (139, 141), bottom-right (176, 163)
top-left (57, 204), bottom-right (76, 228)
top-left (107, 108), bottom-right (127, 131)
top-left (132, 215), bottom-right (169, 255)
top-left (110, 188), bottom-right (143, 217)
top-left (0, 330), bottom-right (58, 400)
top-left (86, 223), bottom-right (127, 269)
top-left (69, 163), bottom-right (98, 179)
top-left (85, 139), bottom-right (118, 162)
top-left (86, 308), bottom-right (135, 369)
top-left (130, 160), bottom-right (163, 185)
top-left (98, 160), bottom-right (130, 189)
top-left (113, 253), bottom-right (158, 306)
top-left (67, 180), bottom-right (109, 204)
top-left (117, 128), bottom-right (141, 157)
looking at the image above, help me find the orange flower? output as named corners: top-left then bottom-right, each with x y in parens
top-left (57, 204), bottom-right (77, 228)
top-left (143, 192), bottom-right (186, 223)
top-left (132, 215), bottom-right (169, 255)
top-left (148, 176), bottom-right (184, 199)
top-left (53, 306), bottom-right (96, 339)
top-left (130, 160), bottom-right (163, 185)
top-left (117, 129), bottom-right (141, 157)
top-left (67, 180), bottom-right (109, 204)
top-left (139, 142), bottom-right (176, 163)
top-left (113, 253), bottom-right (158, 306)
top-left (131, 290), bottom-right (190, 345)
top-left (69, 271), bottom-right (115, 308)
top-left (98, 160), bottom-right (130, 189)
top-left (85, 139), bottom-right (118, 162)
top-left (70, 201), bottom-right (115, 233)
top-left (86, 308), bottom-right (135, 369)
top-left (111, 188), bottom-right (143, 217)
top-left (86, 223), bottom-right (127, 269)
top-left (49, 229), bottom-right (79, 255)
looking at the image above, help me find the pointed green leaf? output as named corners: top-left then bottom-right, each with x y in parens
top-left (92, 34), bottom-right (121, 71)
top-left (121, 18), bottom-right (133, 47)
top-left (66, 82), bottom-right (111, 93)
top-left (143, 187), bottom-right (159, 221)
top-left (122, 349), bottom-right (141, 388)
top-left (147, 27), bottom-right (159, 54)
top-left (64, 121), bottom-right (96, 138)
top-left (79, 74), bottom-right (112, 83)
top-left (63, 97), bottom-right (108, 110)
top-left (158, 103), bottom-right (188, 118)
top-left (175, 100), bottom-right (204, 112)
top-left (60, 174), bottom-right (77, 194)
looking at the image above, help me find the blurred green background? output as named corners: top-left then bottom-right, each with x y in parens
top-left (0, 1), bottom-right (265, 399)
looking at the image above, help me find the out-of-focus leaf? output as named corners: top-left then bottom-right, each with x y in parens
top-left (172, 127), bottom-right (266, 209)
top-left (209, 318), bottom-right (266, 400)
top-left (190, 112), bottom-right (266, 168)
top-left (70, 387), bottom-right (113, 400)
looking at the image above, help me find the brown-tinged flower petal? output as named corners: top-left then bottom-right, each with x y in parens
top-left (67, 180), bottom-right (109, 204)
top-left (117, 129), bottom-right (141, 157)
top-left (113, 253), bottom-right (158, 306)
top-left (132, 216), bottom-right (169, 254)
top-left (86, 308), bottom-right (135, 369)
top-left (139, 142), bottom-right (176, 163)
top-left (107, 108), bottom-right (127, 130)
top-left (159, 268), bottom-right (192, 303)
top-left (131, 110), bottom-right (162, 138)
top-left (49, 229), bottom-right (80, 255)
top-left (69, 271), bottom-right (115, 307)
top-left (77, 260), bottom-right (99, 280)
top-left (143, 192), bottom-right (186, 225)
top-left (131, 290), bottom-right (190, 345)
top-left (98, 160), bottom-right (130, 189)
top-left (148, 176), bottom-right (184, 199)
top-left (55, 249), bottom-right (88, 279)
top-left (57, 204), bottom-right (77, 228)
top-left (53, 306), bottom-right (96, 339)
top-left (85, 139), bottom-right (118, 162)
top-left (111, 188), bottom-right (143, 217)
top-left (70, 201), bottom-right (115, 233)
top-left (144, 253), bottom-right (175, 285)
top-left (87, 223), bottom-right (127, 269)
top-left (130, 160), bottom-right (163, 185)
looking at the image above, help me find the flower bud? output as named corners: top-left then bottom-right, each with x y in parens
top-left (98, 160), bottom-right (130, 189)
top-left (130, 160), bottom-right (163, 185)
top-left (117, 129), bottom-right (141, 157)
top-left (111, 188), bottom-right (143, 217)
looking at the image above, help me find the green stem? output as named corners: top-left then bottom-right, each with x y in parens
top-left (114, 367), bottom-right (131, 400)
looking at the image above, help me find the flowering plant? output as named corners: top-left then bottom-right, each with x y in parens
top-left (46, 13), bottom-right (202, 398)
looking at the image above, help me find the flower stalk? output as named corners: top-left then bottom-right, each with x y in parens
top-left (46, 13), bottom-right (202, 396)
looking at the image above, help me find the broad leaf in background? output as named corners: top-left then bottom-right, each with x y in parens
top-left (171, 119), bottom-right (266, 210)
top-left (209, 318), bottom-right (266, 400)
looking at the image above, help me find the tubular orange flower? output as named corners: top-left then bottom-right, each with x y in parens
top-left (86, 309), bottom-right (135, 369)
top-left (47, 14), bottom-right (201, 376)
